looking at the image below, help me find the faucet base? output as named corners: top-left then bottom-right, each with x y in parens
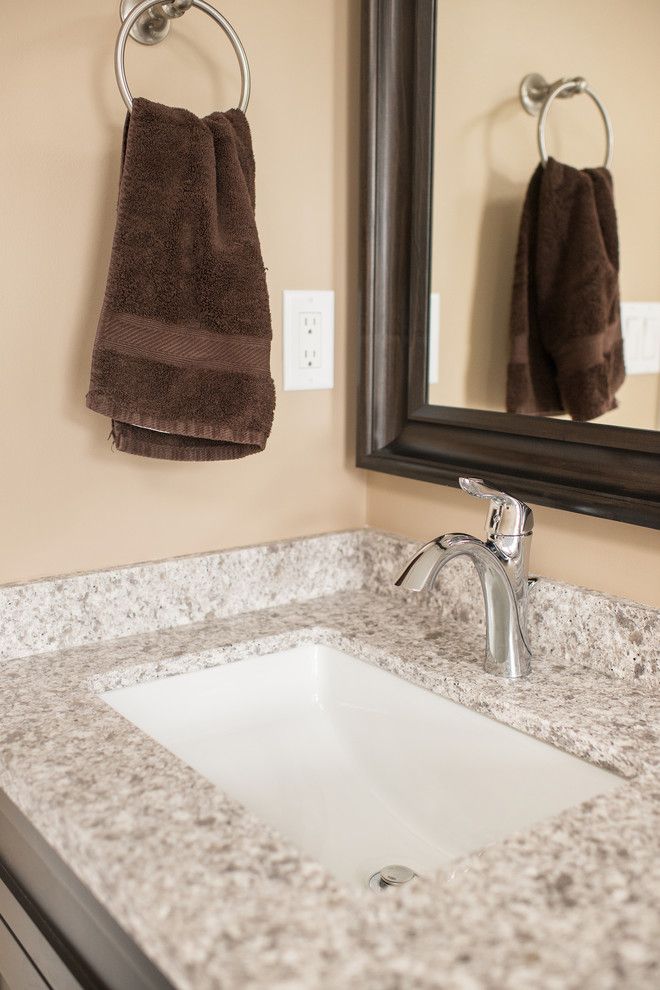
top-left (484, 648), bottom-right (531, 679)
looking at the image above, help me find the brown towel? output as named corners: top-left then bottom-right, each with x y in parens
top-left (506, 157), bottom-right (625, 421)
top-left (86, 98), bottom-right (275, 460)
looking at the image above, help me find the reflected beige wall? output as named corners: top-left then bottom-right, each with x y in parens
top-left (0, 0), bottom-right (365, 583)
top-left (429, 0), bottom-right (660, 429)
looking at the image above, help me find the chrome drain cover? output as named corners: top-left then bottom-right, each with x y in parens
top-left (368, 864), bottom-right (416, 891)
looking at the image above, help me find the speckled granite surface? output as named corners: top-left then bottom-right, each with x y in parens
top-left (0, 531), bottom-right (366, 662)
top-left (2, 528), bottom-right (658, 682)
top-left (1, 530), bottom-right (659, 989)
top-left (364, 530), bottom-right (660, 684)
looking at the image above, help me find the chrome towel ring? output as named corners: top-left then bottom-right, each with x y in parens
top-left (519, 73), bottom-right (613, 169)
top-left (115, 0), bottom-right (251, 113)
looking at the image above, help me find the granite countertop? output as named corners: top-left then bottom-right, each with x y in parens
top-left (1, 530), bottom-right (658, 989)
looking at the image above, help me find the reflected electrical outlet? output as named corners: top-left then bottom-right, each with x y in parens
top-left (621, 302), bottom-right (660, 376)
top-left (428, 293), bottom-right (440, 385)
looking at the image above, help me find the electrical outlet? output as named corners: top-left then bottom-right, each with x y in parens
top-left (622, 302), bottom-right (660, 375)
top-left (283, 291), bottom-right (334, 390)
top-left (299, 312), bottom-right (322, 369)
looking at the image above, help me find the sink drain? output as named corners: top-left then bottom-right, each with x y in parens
top-left (368, 864), bottom-right (417, 891)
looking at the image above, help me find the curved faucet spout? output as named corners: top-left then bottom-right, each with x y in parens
top-left (396, 533), bottom-right (492, 591)
top-left (396, 533), bottom-right (532, 679)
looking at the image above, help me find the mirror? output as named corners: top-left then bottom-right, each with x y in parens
top-left (427, 0), bottom-right (660, 431)
top-left (358, 0), bottom-right (660, 528)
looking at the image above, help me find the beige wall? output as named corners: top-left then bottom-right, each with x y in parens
top-left (2, 2), bottom-right (658, 610)
top-left (1, 0), bottom-right (365, 584)
top-left (367, 474), bottom-right (660, 608)
top-left (429, 0), bottom-right (660, 429)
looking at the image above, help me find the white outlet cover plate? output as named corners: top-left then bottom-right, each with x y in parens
top-left (621, 302), bottom-right (660, 375)
top-left (283, 290), bottom-right (334, 391)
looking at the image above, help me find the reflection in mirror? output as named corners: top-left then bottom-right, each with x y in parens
top-left (428, 0), bottom-right (660, 430)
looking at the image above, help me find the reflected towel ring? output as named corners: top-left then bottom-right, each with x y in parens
top-left (115, 0), bottom-right (251, 113)
top-left (520, 73), bottom-right (613, 169)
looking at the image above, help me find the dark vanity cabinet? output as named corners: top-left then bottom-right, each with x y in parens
top-left (0, 794), bottom-right (173, 990)
top-left (1, 866), bottom-right (82, 990)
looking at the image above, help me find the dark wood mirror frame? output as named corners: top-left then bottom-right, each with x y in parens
top-left (357, 0), bottom-right (660, 528)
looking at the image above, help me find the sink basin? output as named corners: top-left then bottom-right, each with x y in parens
top-left (101, 643), bottom-right (621, 888)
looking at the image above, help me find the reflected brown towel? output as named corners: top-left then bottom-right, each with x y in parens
top-left (506, 157), bottom-right (625, 421)
top-left (86, 98), bottom-right (275, 460)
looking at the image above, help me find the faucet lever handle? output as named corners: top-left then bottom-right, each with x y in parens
top-left (459, 478), bottom-right (534, 539)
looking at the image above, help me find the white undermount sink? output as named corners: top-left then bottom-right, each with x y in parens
top-left (101, 643), bottom-right (621, 889)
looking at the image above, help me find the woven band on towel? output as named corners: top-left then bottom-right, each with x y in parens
top-left (100, 313), bottom-right (272, 376)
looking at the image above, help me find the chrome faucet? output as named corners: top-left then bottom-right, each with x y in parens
top-left (395, 478), bottom-right (535, 678)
